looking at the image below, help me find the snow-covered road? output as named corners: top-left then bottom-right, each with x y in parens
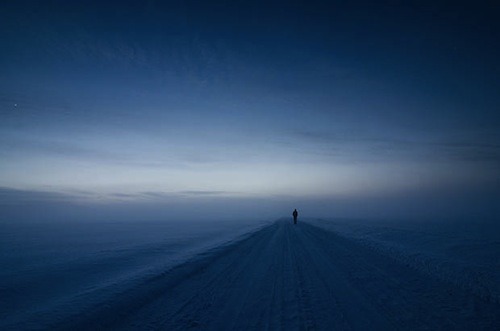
top-left (55, 219), bottom-right (499, 330)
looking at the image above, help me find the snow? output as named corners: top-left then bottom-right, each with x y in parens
top-left (307, 217), bottom-right (500, 303)
top-left (1, 218), bottom-right (499, 330)
top-left (0, 218), bottom-right (271, 329)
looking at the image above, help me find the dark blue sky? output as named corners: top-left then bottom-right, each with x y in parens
top-left (1, 1), bottom-right (499, 220)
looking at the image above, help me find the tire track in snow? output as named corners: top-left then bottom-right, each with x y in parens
top-left (148, 222), bottom-right (281, 330)
top-left (288, 224), bottom-right (320, 330)
top-left (291, 223), bottom-right (391, 330)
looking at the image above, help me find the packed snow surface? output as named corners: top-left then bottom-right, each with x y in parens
top-left (1, 218), bottom-right (499, 330)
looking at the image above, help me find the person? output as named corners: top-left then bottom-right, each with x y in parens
top-left (293, 209), bottom-right (298, 224)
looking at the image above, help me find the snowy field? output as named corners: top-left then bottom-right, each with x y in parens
top-left (0, 218), bottom-right (271, 330)
top-left (1, 217), bottom-right (499, 330)
top-left (308, 217), bottom-right (500, 304)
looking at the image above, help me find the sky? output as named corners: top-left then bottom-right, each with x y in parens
top-left (0, 1), bottom-right (499, 221)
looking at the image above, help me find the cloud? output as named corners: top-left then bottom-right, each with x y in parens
top-left (0, 134), bottom-right (199, 169)
top-left (178, 190), bottom-right (237, 196)
top-left (0, 186), bottom-right (80, 205)
top-left (288, 129), bottom-right (500, 164)
top-left (8, 138), bottom-right (110, 158)
top-left (0, 187), bottom-right (231, 206)
top-left (430, 141), bottom-right (500, 163)
top-left (140, 191), bottom-right (171, 198)
top-left (108, 193), bottom-right (138, 198)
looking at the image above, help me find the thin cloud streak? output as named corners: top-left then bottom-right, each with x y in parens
top-left (287, 130), bottom-right (500, 164)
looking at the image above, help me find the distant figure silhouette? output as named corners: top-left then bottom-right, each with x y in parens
top-left (293, 209), bottom-right (298, 224)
